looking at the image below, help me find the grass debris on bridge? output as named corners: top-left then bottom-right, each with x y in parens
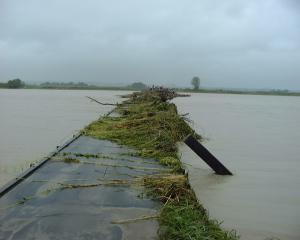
top-left (0, 87), bottom-right (239, 240)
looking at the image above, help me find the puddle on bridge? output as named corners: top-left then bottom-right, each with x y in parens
top-left (0, 136), bottom-right (168, 240)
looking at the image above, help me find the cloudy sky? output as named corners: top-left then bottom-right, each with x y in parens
top-left (1, 0), bottom-right (300, 89)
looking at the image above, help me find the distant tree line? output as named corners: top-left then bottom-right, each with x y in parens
top-left (0, 78), bottom-right (25, 88)
top-left (38, 81), bottom-right (148, 90)
top-left (39, 81), bottom-right (91, 88)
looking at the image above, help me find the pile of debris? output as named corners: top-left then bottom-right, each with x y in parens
top-left (128, 86), bottom-right (189, 103)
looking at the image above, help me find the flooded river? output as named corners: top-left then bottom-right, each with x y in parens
top-left (0, 89), bottom-right (299, 239)
top-left (174, 93), bottom-right (300, 240)
top-left (0, 89), bottom-right (127, 186)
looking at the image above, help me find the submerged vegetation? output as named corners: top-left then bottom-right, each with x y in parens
top-left (84, 87), bottom-right (239, 240)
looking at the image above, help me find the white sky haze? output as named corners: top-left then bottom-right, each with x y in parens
top-left (1, 0), bottom-right (300, 89)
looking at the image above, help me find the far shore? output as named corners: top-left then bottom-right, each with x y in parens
top-left (1, 85), bottom-right (300, 97)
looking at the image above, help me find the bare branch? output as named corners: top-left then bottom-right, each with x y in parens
top-left (86, 96), bottom-right (117, 106)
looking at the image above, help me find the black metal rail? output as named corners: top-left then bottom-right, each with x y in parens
top-left (0, 133), bottom-right (82, 198)
top-left (184, 134), bottom-right (233, 175)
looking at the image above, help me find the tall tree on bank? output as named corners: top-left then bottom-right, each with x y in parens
top-left (191, 76), bottom-right (200, 90)
top-left (7, 79), bottom-right (25, 88)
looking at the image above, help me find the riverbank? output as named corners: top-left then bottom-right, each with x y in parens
top-left (1, 84), bottom-right (300, 96)
top-left (84, 88), bottom-right (239, 239)
top-left (176, 88), bottom-right (300, 96)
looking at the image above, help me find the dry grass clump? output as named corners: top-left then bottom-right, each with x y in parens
top-left (144, 174), bottom-right (239, 240)
top-left (63, 157), bottom-right (80, 164)
top-left (143, 174), bottom-right (190, 203)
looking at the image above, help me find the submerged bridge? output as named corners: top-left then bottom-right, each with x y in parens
top-left (0, 135), bottom-right (169, 239)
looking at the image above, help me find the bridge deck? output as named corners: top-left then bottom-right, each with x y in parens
top-left (0, 136), bottom-right (166, 240)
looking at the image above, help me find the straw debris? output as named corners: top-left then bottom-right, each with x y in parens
top-left (84, 87), bottom-right (238, 240)
top-left (111, 214), bottom-right (159, 224)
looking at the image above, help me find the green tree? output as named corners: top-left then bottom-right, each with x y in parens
top-left (191, 76), bottom-right (200, 90)
top-left (7, 78), bottom-right (25, 88)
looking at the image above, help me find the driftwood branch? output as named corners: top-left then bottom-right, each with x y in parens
top-left (86, 96), bottom-right (117, 106)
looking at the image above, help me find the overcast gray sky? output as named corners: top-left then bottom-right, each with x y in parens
top-left (1, 0), bottom-right (300, 89)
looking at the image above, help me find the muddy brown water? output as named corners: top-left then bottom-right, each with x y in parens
top-left (0, 89), bottom-right (131, 186)
top-left (1, 89), bottom-right (299, 239)
top-left (173, 93), bottom-right (300, 240)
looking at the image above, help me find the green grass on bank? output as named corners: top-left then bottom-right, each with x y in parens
top-left (84, 88), bottom-right (239, 240)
